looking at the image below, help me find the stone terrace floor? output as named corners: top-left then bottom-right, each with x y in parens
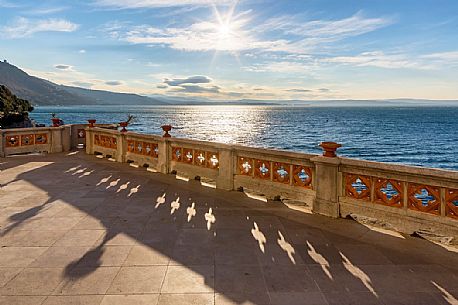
top-left (0, 152), bottom-right (458, 305)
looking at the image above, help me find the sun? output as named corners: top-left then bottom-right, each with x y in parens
top-left (218, 23), bottom-right (232, 37)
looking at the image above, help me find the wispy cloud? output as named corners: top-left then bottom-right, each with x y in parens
top-left (0, 0), bottom-right (20, 8)
top-left (93, 0), bottom-right (232, 9)
top-left (243, 61), bottom-right (315, 73)
top-left (110, 10), bottom-right (393, 54)
top-left (324, 51), bottom-right (433, 70)
top-left (421, 51), bottom-right (458, 62)
top-left (24, 6), bottom-right (68, 15)
top-left (1, 17), bottom-right (79, 38)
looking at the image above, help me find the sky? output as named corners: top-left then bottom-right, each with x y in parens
top-left (0, 0), bottom-right (457, 101)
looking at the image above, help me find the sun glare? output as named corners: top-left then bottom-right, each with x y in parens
top-left (218, 23), bottom-right (232, 37)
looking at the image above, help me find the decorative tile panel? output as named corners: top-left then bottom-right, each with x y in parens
top-left (184, 148), bottom-right (194, 164)
top-left (143, 142), bottom-right (159, 158)
top-left (254, 160), bottom-right (271, 180)
top-left (21, 134), bottom-right (34, 146)
top-left (127, 140), bottom-right (135, 153)
top-left (134, 141), bottom-right (143, 154)
top-left (109, 137), bottom-right (117, 149)
top-left (194, 150), bottom-right (206, 167)
top-left (172, 147), bottom-right (182, 161)
top-left (207, 152), bottom-right (219, 169)
top-left (35, 134), bottom-right (48, 145)
top-left (77, 129), bottom-right (86, 138)
top-left (375, 179), bottom-right (403, 207)
top-left (408, 183), bottom-right (440, 215)
top-left (293, 165), bottom-right (312, 188)
top-left (445, 189), bottom-right (458, 219)
top-left (96, 135), bottom-right (117, 149)
top-left (273, 162), bottom-right (290, 184)
top-left (5, 135), bottom-right (19, 147)
top-left (345, 174), bottom-right (371, 201)
top-left (238, 157), bottom-right (253, 176)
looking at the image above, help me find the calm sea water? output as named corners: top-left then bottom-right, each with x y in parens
top-left (30, 105), bottom-right (458, 171)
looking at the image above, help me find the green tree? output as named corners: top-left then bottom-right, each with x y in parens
top-left (0, 85), bottom-right (34, 128)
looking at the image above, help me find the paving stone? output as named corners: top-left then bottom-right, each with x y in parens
top-left (100, 294), bottom-right (159, 305)
top-left (76, 245), bottom-right (132, 267)
top-left (1, 154), bottom-right (458, 305)
top-left (0, 246), bottom-right (48, 267)
top-left (158, 293), bottom-right (214, 305)
top-left (53, 229), bottom-right (106, 247)
top-left (0, 268), bottom-right (23, 288)
top-left (29, 246), bottom-right (91, 267)
top-left (54, 267), bottom-right (120, 295)
top-left (42, 295), bottom-right (104, 305)
top-left (161, 265), bottom-right (214, 293)
top-left (0, 230), bottom-right (67, 247)
top-left (107, 266), bottom-right (167, 294)
top-left (124, 244), bottom-right (170, 266)
top-left (0, 268), bottom-right (64, 295)
top-left (0, 296), bottom-right (46, 305)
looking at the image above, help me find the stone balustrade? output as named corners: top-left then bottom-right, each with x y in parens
top-left (2, 124), bottom-right (458, 237)
top-left (0, 126), bottom-right (69, 157)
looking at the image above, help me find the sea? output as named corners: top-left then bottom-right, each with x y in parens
top-left (30, 105), bottom-right (458, 171)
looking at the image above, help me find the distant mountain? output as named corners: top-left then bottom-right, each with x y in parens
top-left (0, 60), bottom-right (95, 106)
top-left (61, 85), bottom-right (167, 105)
top-left (0, 60), bottom-right (167, 106)
top-left (1, 60), bottom-right (457, 107)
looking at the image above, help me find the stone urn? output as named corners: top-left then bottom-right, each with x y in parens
top-left (87, 119), bottom-right (96, 128)
top-left (119, 122), bottom-right (128, 133)
top-left (319, 142), bottom-right (342, 157)
top-left (51, 118), bottom-right (61, 127)
top-left (161, 125), bottom-right (172, 137)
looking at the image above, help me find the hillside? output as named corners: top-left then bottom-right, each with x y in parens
top-left (0, 61), bottom-right (166, 106)
top-left (0, 84), bottom-right (34, 128)
top-left (0, 60), bottom-right (95, 106)
top-left (61, 85), bottom-right (166, 105)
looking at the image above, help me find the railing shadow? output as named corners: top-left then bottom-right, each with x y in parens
top-left (1, 153), bottom-right (458, 304)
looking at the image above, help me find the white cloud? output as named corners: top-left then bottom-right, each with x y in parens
top-left (111, 11), bottom-right (393, 54)
top-left (324, 51), bottom-right (433, 70)
top-left (1, 17), bottom-right (79, 38)
top-left (421, 51), bottom-right (458, 62)
top-left (93, 0), bottom-right (232, 9)
top-left (79, 49), bottom-right (86, 54)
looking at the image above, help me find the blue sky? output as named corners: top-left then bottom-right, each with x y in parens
top-left (1, 0), bottom-right (457, 100)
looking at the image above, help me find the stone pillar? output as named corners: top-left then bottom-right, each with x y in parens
top-left (311, 142), bottom-right (342, 218)
top-left (115, 132), bottom-right (126, 163)
top-left (85, 128), bottom-right (94, 155)
top-left (216, 148), bottom-right (234, 191)
top-left (50, 127), bottom-right (63, 153)
top-left (61, 125), bottom-right (71, 152)
top-left (157, 138), bottom-right (169, 174)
